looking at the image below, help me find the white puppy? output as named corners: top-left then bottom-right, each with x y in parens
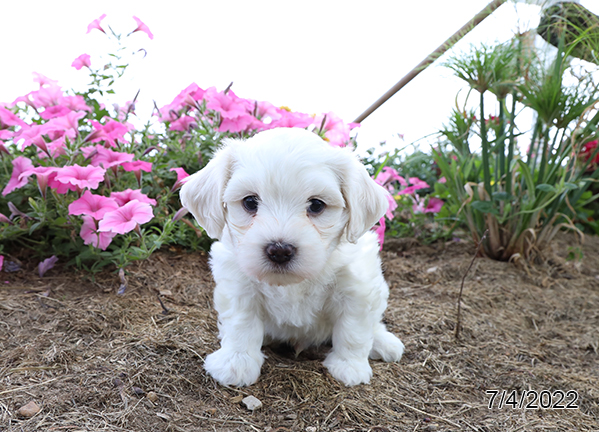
top-left (180, 127), bottom-right (404, 387)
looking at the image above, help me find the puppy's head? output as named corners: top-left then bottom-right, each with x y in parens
top-left (180, 128), bottom-right (389, 286)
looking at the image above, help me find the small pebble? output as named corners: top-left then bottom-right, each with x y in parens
top-left (18, 401), bottom-right (41, 417)
top-left (132, 386), bottom-right (145, 396)
top-left (147, 391), bottom-right (158, 402)
top-left (306, 427), bottom-right (317, 432)
top-left (242, 395), bottom-right (262, 411)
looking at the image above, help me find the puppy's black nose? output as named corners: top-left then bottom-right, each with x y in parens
top-left (265, 242), bottom-right (296, 265)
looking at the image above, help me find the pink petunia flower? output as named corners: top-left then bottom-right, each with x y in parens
top-left (205, 88), bottom-right (254, 133)
top-left (32, 72), bottom-right (59, 87)
top-left (374, 217), bottom-right (386, 250)
top-left (40, 105), bottom-right (72, 120)
top-left (80, 215), bottom-right (116, 250)
top-left (98, 199), bottom-right (154, 234)
top-left (121, 160), bottom-right (152, 173)
top-left (2, 156), bottom-right (34, 196)
top-left (110, 189), bottom-right (157, 206)
top-left (88, 119), bottom-right (132, 147)
top-left (169, 115), bottom-right (197, 132)
top-left (122, 160), bottom-right (153, 187)
top-left (0, 255), bottom-right (3, 272)
top-left (72, 54), bottom-right (91, 70)
top-left (90, 146), bottom-right (134, 169)
top-left (0, 106), bottom-right (27, 129)
top-left (399, 178), bottom-right (429, 196)
top-left (157, 83), bottom-right (206, 121)
top-left (170, 167), bottom-right (189, 191)
top-left (19, 166), bottom-right (59, 199)
top-left (374, 167), bottom-right (407, 192)
top-left (54, 164), bottom-right (106, 191)
top-left (68, 190), bottom-right (119, 220)
top-left (314, 111), bottom-right (357, 147)
top-left (131, 16), bottom-right (154, 39)
top-left (87, 14), bottom-right (107, 34)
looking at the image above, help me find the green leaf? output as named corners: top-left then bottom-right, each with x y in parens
top-left (471, 201), bottom-right (497, 214)
top-left (536, 184), bottom-right (557, 193)
top-left (563, 182), bottom-right (578, 190)
top-left (492, 191), bottom-right (513, 201)
top-left (516, 159), bottom-right (536, 202)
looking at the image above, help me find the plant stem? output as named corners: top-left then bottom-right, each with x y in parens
top-left (480, 91), bottom-right (492, 197)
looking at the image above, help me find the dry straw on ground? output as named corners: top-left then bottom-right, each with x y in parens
top-left (1, 233), bottom-right (598, 431)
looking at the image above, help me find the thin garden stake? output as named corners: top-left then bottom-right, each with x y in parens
top-left (455, 229), bottom-right (488, 340)
top-left (353, 0), bottom-right (507, 124)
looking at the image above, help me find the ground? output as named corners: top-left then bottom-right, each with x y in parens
top-left (1, 233), bottom-right (598, 432)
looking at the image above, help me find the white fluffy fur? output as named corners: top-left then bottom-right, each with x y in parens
top-left (180, 128), bottom-right (404, 387)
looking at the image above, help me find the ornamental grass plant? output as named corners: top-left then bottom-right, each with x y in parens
top-left (435, 25), bottom-right (599, 261)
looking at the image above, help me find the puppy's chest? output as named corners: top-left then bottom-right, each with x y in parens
top-left (258, 285), bottom-right (332, 328)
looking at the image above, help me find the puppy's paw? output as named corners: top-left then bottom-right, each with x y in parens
top-left (370, 330), bottom-right (404, 362)
top-left (204, 348), bottom-right (264, 387)
top-left (323, 353), bottom-right (372, 386)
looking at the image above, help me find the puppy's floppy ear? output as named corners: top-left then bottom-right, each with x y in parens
top-left (180, 142), bottom-right (235, 240)
top-left (337, 153), bottom-right (390, 244)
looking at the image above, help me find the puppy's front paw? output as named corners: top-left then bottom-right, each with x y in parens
top-left (323, 353), bottom-right (372, 386)
top-left (370, 330), bottom-right (405, 362)
top-left (204, 348), bottom-right (264, 387)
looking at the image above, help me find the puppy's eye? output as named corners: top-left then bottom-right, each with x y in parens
top-left (307, 199), bottom-right (326, 215)
top-left (242, 196), bottom-right (259, 213)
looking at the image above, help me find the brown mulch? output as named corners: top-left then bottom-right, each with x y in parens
top-left (1, 233), bottom-right (598, 431)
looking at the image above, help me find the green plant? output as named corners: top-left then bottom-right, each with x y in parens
top-left (436, 28), bottom-right (599, 261)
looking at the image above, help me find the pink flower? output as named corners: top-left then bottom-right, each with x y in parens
top-left (121, 160), bottom-right (152, 173)
top-left (425, 197), bottom-right (444, 213)
top-left (2, 156), bottom-right (34, 196)
top-left (170, 167), bottom-right (189, 191)
top-left (169, 115), bottom-right (197, 132)
top-left (32, 72), bottom-right (59, 87)
top-left (158, 83), bottom-right (205, 121)
top-left (374, 217), bottom-right (386, 250)
top-left (314, 111), bottom-right (356, 147)
top-left (72, 54), bottom-right (91, 70)
top-left (40, 105), bottom-right (72, 120)
top-left (88, 119), bottom-right (131, 147)
top-left (270, 110), bottom-right (314, 129)
top-left (68, 190), bottom-right (119, 220)
top-left (98, 200), bottom-right (154, 234)
top-left (205, 88), bottom-right (254, 133)
top-left (87, 14), bottom-right (107, 34)
top-left (398, 177), bottom-right (429, 196)
top-left (413, 196), bottom-right (444, 214)
top-left (0, 106), bottom-right (27, 129)
top-left (19, 166), bottom-right (59, 199)
top-left (131, 16), bottom-right (154, 39)
top-left (374, 167), bottom-right (406, 192)
top-left (385, 193), bottom-right (398, 220)
top-left (90, 146), bottom-right (134, 169)
top-left (110, 189), bottom-right (157, 206)
top-left (0, 255), bottom-right (3, 272)
top-left (122, 160), bottom-right (152, 186)
top-left (47, 170), bottom-right (78, 194)
top-left (0, 213), bottom-right (11, 224)
top-left (80, 215), bottom-right (116, 250)
top-left (54, 164), bottom-right (106, 191)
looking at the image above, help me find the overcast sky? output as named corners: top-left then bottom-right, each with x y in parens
top-left (1, 1), bottom-right (597, 152)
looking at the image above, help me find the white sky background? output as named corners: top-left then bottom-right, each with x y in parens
top-left (1, 0), bottom-right (597, 154)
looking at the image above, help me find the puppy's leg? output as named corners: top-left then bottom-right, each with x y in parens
top-left (204, 310), bottom-right (265, 387)
top-left (323, 310), bottom-right (375, 386)
top-left (370, 322), bottom-right (404, 362)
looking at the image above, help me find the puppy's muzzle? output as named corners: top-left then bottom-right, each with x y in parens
top-left (265, 242), bottom-right (296, 265)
